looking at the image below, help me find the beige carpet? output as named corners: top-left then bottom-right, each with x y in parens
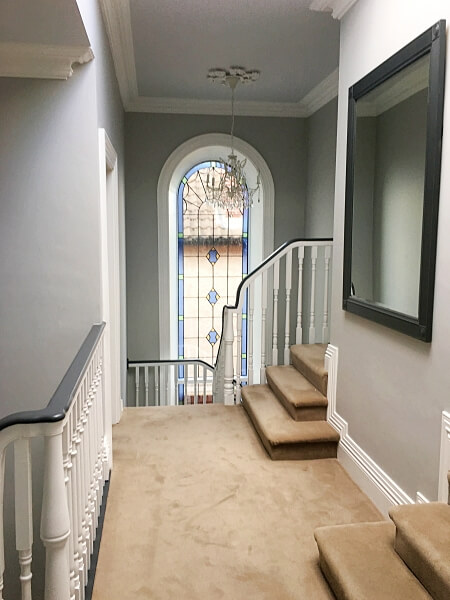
top-left (92, 406), bottom-right (382, 600)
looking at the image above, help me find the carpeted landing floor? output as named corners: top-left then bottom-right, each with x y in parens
top-left (92, 406), bottom-right (383, 600)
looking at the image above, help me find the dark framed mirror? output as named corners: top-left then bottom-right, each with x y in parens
top-left (343, 20), bottom-right (446, 342)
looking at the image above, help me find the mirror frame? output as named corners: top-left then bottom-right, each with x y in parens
top-left (343, 20), bottom-right (446, 342)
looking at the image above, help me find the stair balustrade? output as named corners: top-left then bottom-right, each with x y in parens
top-left (0, 323), bottom-right (109, 600)
top-left (128, 359), bottom-right (215, 407)
top-left (214, 238), bottom-right (333, 405)
top-left (128, 238), bottom-right (332, 408)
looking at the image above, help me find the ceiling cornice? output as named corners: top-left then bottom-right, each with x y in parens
top-left (309, 0), bottom-right (359, 20)
top-left (127, 96), bottom-right (309, 118)
top-left (0, 42), bottom-right (93, 79)
top-left (99, 0), bottom-right (138, 105)
top-left (101, 0), bottom-right (339, 118)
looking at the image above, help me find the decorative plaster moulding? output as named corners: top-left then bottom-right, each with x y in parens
top-left (0, 42), bottom-right (93, 79)
top-left (309, 0), bottom-right (359, 20)
top-left (100, 0), bottom-right (338, 117)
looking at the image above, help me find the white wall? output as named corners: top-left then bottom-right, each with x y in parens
top-left (331, 0), bottom-right (450, 500)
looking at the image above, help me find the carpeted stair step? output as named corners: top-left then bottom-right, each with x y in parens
top-left (291, 343), bottom-right (328, 396)
top-left (314, 521), bottom-right (432, 600)
top-left (389, 502), bottom-right (450, 600)
top-left (241, 384), bottom-right (339, 460)
top-left (266, 365), bottom-right (328, 421)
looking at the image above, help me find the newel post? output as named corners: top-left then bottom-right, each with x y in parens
top-left (223, 309), bottom-right (235, 405)
top-left (41, 429), bottom-right (71, 600)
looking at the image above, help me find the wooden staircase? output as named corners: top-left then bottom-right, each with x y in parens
top-left (314, 502), bottom-right (450, 599)
top-left (242, 343), bottom-right (339, 460)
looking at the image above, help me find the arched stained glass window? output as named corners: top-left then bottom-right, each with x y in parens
top-left (177, 161), bottom-right (248, 401)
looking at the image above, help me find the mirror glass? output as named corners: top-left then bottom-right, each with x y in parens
top-left (351, 54), bottom-right (430, 318)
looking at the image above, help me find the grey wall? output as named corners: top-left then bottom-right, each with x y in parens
top-left (305, 97), bottom-right (338, 238)
top-left (0, 2), bottom-right (124, 597)
top-left (125, 113), bottom-right (307, 362)
top-left (331, 0), bottom-right (450, 501)
top-left (77, 0), bottom-right (128, 402)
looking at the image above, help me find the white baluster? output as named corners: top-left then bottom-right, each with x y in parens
top-left (144, 367), bottom-right (149, 407)
top-left (194, 364), bottom-right (198, 404)
top-left (235, 312), bottom-right (242, 403)
top-left (70, 398), bottom-right (82, 600)
top-left (296, 246), bottom-right (304, 344)
top-left (203, 366), bottom-right (207, 405)
top-left (223, 309), bottom-right (235, 405)
top-left (40, 430), bottom-right (71, 600)
top-left (134, 366), bottom-right (140, 407)
top-left (248, 286), bottom-right (254, 386)
top-left (261, 271), bottom-right (268, 384)
top-left (155, 366), bottom-right (160, 406)
top-left (14, 438), bottom-right (33, 600)
top-left (272, 261), bottom-right (279, 365)
top-left (284, 250), bottom-right (292, 365)
top-left (73, 394), bottom-right (85, 594)
top-left (309, 245), bottom-right (318, 343)
top-left (322, 245), bottom-right (331, 343)
top-left (165, 366), bottom-right (170, 406)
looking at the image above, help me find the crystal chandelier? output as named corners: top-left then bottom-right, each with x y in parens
top-left (206, 67), bottom-right (261, 211)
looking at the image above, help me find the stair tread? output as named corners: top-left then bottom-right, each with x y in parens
top-left (314, 521), bottom-right (432, 600)
top-left (241, 384), bottom-right (339, 446)
top-left (291, 343), bottom-right (328, 396)
top-left (389, 503), bottom-right (450, 600)
top-left (266, 365), bottom-right (328, 408)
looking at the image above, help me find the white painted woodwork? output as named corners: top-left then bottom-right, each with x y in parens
top-left (212, 241), bottom-right (332, 401)
top-left (272, 261), bottom-right (280, 366)
top-left (438, 411), bottom-right (450, 502)
top-left (128, 360), bottom-right (215, 406)
top-left (322, 245), bottom-right (331, 343)
top-left (248, 289), bottom-right (255, 386)
top-left (14, 439), bottom-right (33, 600)
top-left (296, 246), bottom-right (305, 344)
top-left (223, 310), bottom-right (235, 405)
top-left (284, 250), bottom-right (293, 365)
top-left (235, 313), bottom-right (243, 404)
top-left (261, 270), bottom-right (268, 384)
top-left (99, 129), bottom-right (122, 434)
top-left (144, 367), bottom-right (149, 407)
top-left (309, 245), bottom-right (318, 343)
top-left (40, 432), bottom-right (71, 600)
top-left (0, 42), bottom-right (93, 80)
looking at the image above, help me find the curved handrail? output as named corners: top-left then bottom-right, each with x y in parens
top-left (214, 237), bottom-right (333, 366)
top-left (127, 358), bottom-right (214, 370)
top-left (0, 323), bottom-right (105, 432)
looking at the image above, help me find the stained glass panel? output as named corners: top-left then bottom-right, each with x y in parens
top-left (177, 161), bottom-right (249, 401)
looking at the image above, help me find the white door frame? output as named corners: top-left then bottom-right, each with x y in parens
top-left (157, 132), bottom-right (275, 359)
top-left (99, 129), bottom-right (122, 427)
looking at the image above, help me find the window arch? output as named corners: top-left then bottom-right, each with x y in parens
top-left (157, 133), bottom-right (275, 360)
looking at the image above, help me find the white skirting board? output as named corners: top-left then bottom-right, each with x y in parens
top-left (325, 344), bottom-right (431, 516)
top-left (438, 411), bottom-right (450, 502)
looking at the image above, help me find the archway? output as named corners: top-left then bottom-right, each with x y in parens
top-left (157, 133), bottom-right (274, 359)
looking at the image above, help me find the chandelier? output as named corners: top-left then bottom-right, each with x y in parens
top-left (206, 67), bottom-right (261, 211)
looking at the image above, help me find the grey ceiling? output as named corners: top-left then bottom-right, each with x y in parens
top-left (0, 0), bottom-right (89, 46)
top-left (130, 0), bottom-right (340, 103)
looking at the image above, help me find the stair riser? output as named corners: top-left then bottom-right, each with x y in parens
top-left (280, 402), bottom-right (327, 422)
top-left (291, 353), bottom-right (328, 397)
top-left (243, 400), bottom-right (337, 461)
top-left (395, 531), bottom-right (450, 600)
